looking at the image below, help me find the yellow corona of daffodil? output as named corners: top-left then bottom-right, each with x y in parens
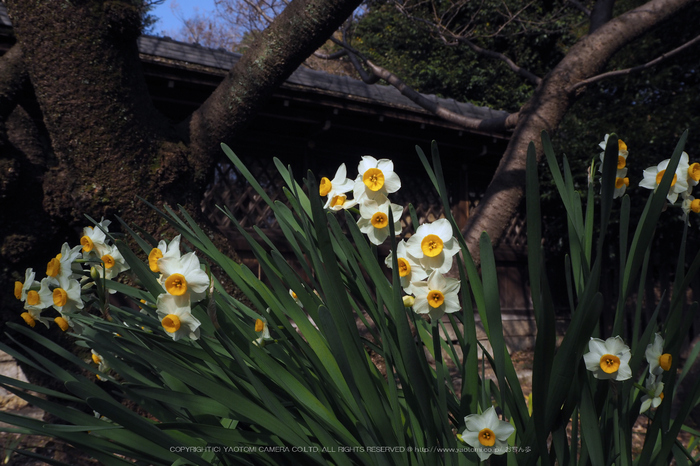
top-left (583, 336), bottom-right (632, 380)
top-left (155, 293), bottom-right (201, 341)
top-left (639, 152), bottom-right (689, 203)
top-left (385, 240), bottom-right (428, 293)
top-left (461, 406), bottom-right (515, 461)
top-left (356, 196), bottom-right (403, 245)
top-left (645, 333), bottom-right (672, 375)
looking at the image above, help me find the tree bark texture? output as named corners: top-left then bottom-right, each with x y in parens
top-left (0, 0), bottom-right (362, 331)
top-left (460, 0), bottom-right (696, 264)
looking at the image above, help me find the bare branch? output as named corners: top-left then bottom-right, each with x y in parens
top-left (330, 36), bottom-right (380, 84)
top-left (567, 33), bottom-right (700, 93)
top-left (313, 49), bottom-right (348, 59)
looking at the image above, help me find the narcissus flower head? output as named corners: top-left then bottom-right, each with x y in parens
top-left (319, 163), bottom-right (354, 197)
top-left (353, 156), bottom-right (401, 201)
top-left (461, 406), bottom-right (515, 461)
top-left (158, 249), bottom-right (210, 303)
top-left (356, 196), bottom-right (403, 245)
top-left (598, 134), bottom-right (629, 173)
top-left (583, 336), bottom-right (632, 381)
top-left (640, 373), bottom-right (664, 414)
top-left (148, 235), bottom-right (182, 273)
top-left (155, 293), bottom-right (201, 341)
top-left (80, 219), bottom-right (111, 257)
top-left (411, 270), bottom-right (461, 322)
top-left (46, 243), bottom-right (83, 285)
top-left (405, 218), bottom-right (460, 274)
top-left (645, 333), bottom-right (672, 376)
top-left (385, 240), bottom-right (428, 293)
top-left (639, 152), bottom-right (690, 203)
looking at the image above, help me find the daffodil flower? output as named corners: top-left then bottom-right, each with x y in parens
top-left (385, 240), bottom-right (428, 293)
top-left (46, 243), bottom-right (83, 286)
top-left (583, 336), bottom-right (632, 381)
top-left (613, 168), bottom-right (629, 199)
top-left (148, 235), bottom-right (182, 273)
top-left (461, 406), bottom-right (515, 461)
top-left (91, 350), bottom-right (110, 380)
top-left (319, 163), bottom-right (354, 197)
top-left (155, 293), bottom-right (201, 341)
top-left (405, 218), bottom-right (460, 274)
top-left (687, 159), bottom-right (700, 188)
top-left (598, 135), bottom-right (629, 173)
top-left (640, 373), bottom-right (664, 414)
top-left (15, 268), bottom-right (39, 302)
top-left (645, 333), bottom-right (672, 376)
top-left (158, 250), bottom-right (210, 303)
top-left (94, 244), bottom-right (129, 281)
top-left (681, 191), bottom-right (700, 223)
top-left (52, 276), bottom-right (84, 315)
top-left (289, 289), bottom-right (303, 308)
top-left (323, 191), bottom-right (359, 211)
top-left (80, 219), bottom-right (112, 257)
top-left (353, 156), bottom-right (401, 201)
top-left (411, 270), bottom-right (461, 322)
top-left (254, 313), bottom-right (272, 347)
top-left (356, 196), bottom-right (403, 245)
top-left (23, 277), bottom-right (53, 313)
top-left (639, 152), bottom-right (689, 203)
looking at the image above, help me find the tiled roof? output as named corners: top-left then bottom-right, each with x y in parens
top-left (0, 4), bottom-right (507, 124)
top-left (137, 35), bottom-right (508, 122)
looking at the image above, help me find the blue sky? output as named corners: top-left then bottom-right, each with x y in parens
top-left (150, 0), bottom-right (218, 36)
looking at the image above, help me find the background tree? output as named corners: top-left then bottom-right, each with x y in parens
top-left (0, 0), bottom-right (361, 331)
top-left (179, 0), bottom-right (699, 263)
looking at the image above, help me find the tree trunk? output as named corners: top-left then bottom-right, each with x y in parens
top-left (0, 0), bottom-right (361, 332)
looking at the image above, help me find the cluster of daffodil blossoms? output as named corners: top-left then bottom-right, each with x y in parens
top-left (319, 156), bottom-right (463, 324)
top-left (599, 134), bottom-right (700, 220)
top-left (583, 333), bottom-right (671, 414)
top-left (13, 219), bottom-right (212, 378)
top-left (14, 219), bottom-right (127, 333)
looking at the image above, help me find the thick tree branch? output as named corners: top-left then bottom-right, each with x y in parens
top-left (364, 60), bottom-right (519, 132)
top-left (0, 45), bottom-right (28, 122)
top-left (187, 0), bottom-right (362, 162)
top-left (461, 0), bottom-right (696, 265)
top-left (567, 34), bottom-right (700, 93)
top-left (330, 37), bottom-right (518, 131)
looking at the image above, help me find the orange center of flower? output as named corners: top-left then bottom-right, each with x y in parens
top-left (21, 312), bottom-right (36, 328)
top-left (162, 314), bottom-right (181, 333)
top-left (81, 236), bottom-right (94, 252)
top-left (599, 354), bottom-right (620, 373)
top-left (691, 199), bottom-right (700, 213)
top-left (255, 318), bottom-right (265, 333)
top-left (371, 212), bottom-right (389, 229)
top-left (421, 234), bottom-right (444, 257)
top-left (617, 156), bottom-right (626, 170)
top-left (689, 163), bottom-right (700, 182)
top-left (427, 290), bottom-right (445, 308)
top-left (26, 290), bottom-right (40, 306)
top-left (319, 177), bottom-right (332, 196)
top-left (363, 168), bottom-right (385, 191)
top-left (618, 139), bottom-right (627, 152)
top-left (330, 194), bottom-right (346, 207)
top-left (659, 392), bottom-right (665, 401)
top-left (655, 169), bottom-right (677, 187)
top-left (53, 288), bottom-right (68, 307)
top-left (92, 353), bottom-right (102, 365)
top-left (165, 273), bottom-right (188, 296)
top-left (659, 353), bottom-right (672, 371)
top-left (615, 177), bottom-right (630, 189)
top-left (102, 254), bottom-right (115, 269)
top-left (47, 257), bottom-right (61, 277)
top-left (397, 258), bottom-right (411, 277)
top-left (479, 428), bottom-right (496, 447)
top-left (148, 248), bottom-right (163, 273)
top-left (54, 317), bottom-right (70, 332)
top-left (14, 281), bottom-right (22, 300)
